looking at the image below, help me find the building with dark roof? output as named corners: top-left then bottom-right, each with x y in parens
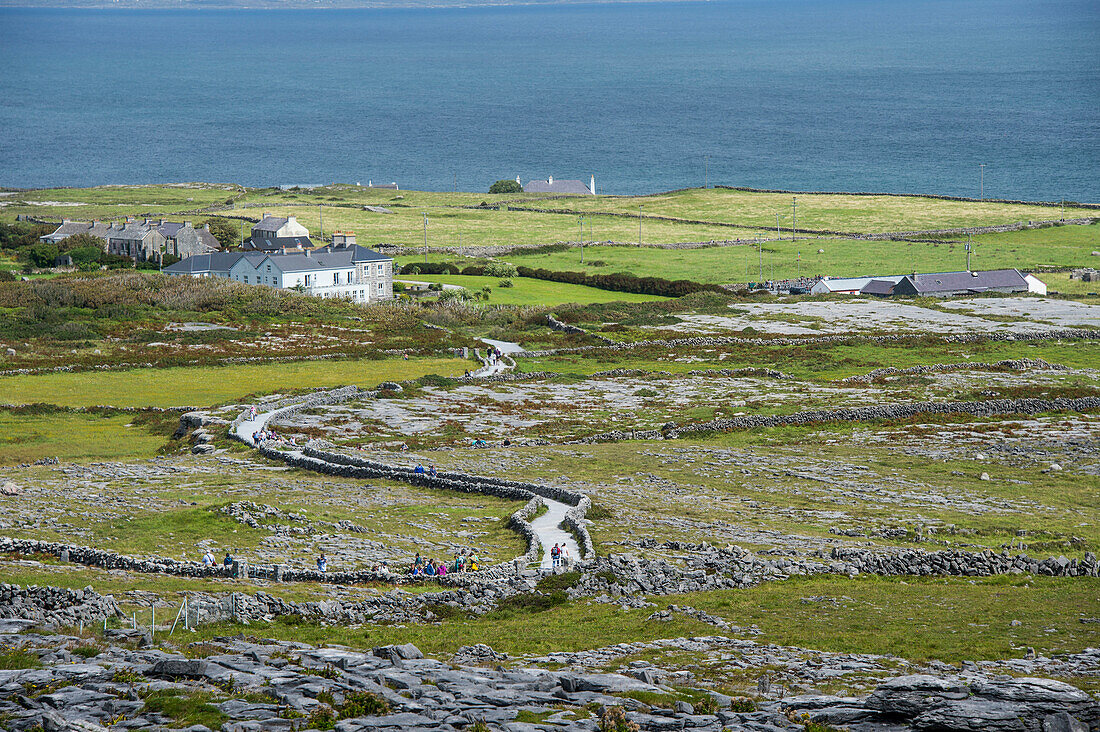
top-left (41, 218), bottom-right (220, 264)
top-left (523, 175), bottom-right (596, 195)
top-left (891, 269), bottom-right (1030, 297)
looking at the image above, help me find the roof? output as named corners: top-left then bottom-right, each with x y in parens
top-left (163, 251), bottom-right (249, 275)
top-left (860, 279), bottom-right (896, 296)
top-left (157, 222), bottom-right (185, 238)
top-left (253, 216), bottom-right (289, 233)
top-left (246, 235), bottom-right (313, 251)
top-left (43, 221), bottom-right (94, 242)
top-left (312, 244), bottom-right (392, 263)
top-left (901, 269), bottom-right (1027, 294)
top-left (267, 245), bottom-right (391, 273)
top-left (524, 179), bottom-right (592, 195)
top-left (813, 275), bottom-right (905, 292)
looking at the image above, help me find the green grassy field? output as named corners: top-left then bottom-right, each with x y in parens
top-left (0, 410), bottom-right (168, 465)
top-left (489, 225), bottom-right (1100, 284)
top-left (398, 274), bottom-right (668, 305)
top-left (0, 356), bottom-right (469, 408)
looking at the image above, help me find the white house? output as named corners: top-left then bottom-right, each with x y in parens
top-left (165, 239), bottom-right (393, 303)
top-left (245, 214), bottom-right (313, 251)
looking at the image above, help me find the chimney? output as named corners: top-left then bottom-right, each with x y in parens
top-left (516, 175), bottom-right (521, 184)
top-left (280, 247), bottom-right (286, 255)
top-left (92, 220), bottom-right (100, 226)
top-left (287, 216), bottom-right (297, 224)
top-left (203, 223), bottom-right (210, 231)
top-left (304, 248), bottom-right (311, 258)
top-left (262, 212), bottom-right (269, 219)
top-left (590, 175), bottom-right (596, 195)
top-left (548, 175), bottom-right (553, 185)
top-left (183, 221), bottom-right (192, 228)
top-left (62, 218), bottom-right (71, 224)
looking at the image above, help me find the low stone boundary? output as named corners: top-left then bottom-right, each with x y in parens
top-left (838, 357), bottom-right (1068, 383)
top-left (228, 385), bottom-right (361, 437)
top-left (547, 314), bottom-right (614, 344)
top-left (665, 396), bottom-right (1100, 438)
top-left (828, 546), bottom-right (1097, 578)
top-left (517, 328), bottom-right (1100, 359)
top-left (0, 582), bottom-right (126, 629)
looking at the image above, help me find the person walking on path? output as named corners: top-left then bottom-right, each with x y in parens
top-left (317, 553), bottom-right (327, 572)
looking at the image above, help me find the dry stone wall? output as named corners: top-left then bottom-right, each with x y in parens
top-left (0, 582), bottom-right (125, 629)
top-left (519, 328), bottom-right (1100, 359)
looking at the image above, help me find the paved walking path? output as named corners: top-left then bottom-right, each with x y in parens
top-left (234, 341), bottom-right (580, 567)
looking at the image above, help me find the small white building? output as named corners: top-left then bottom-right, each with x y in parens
top-left (1024, 274), bottom-right (1047, 295)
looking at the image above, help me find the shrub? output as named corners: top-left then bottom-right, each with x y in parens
top-left (489, 179), bottom-right (523, 194)
top-left (307, 705), bottom-right (336, 730)
top-left (483, 261), bottom-right (518, 278)
top-left (514, 266), bottom-right (722, 298)
top-left (0, 645), bottom-right (41, 669)
top-left (437, 288), bottom-right (472, 303)
top-left (498, 278), bottom-right (513, 288)
top-left (400, 262), bottom-right (458, 275)
top-left (28, 243), bottom-right (58, 268)
top-left (599, 706), bottom-right (639, 732)
top-left (461, 265), bottom-right (486, 276)
top-left (339, 691), bottom-right (388, 718)
top-left (729, 697), bottom-right (757, 712)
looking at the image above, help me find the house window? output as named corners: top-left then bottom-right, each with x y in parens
top-left (377, 282), bottom-right (383, 293)
top-left (334, 272), bottom-right (339, 285)
top-left (377, 263), bottom-right (384, 274)
top-left (244, 275), bottom-right (249, 283)
top-left (267, 265), bottom-right (271, 271)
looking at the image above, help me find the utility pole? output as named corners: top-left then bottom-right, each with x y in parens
top-left (704, 155), bottom-right (709, 189)
top-left (966, 234), bottom-right (972, 271)
top-left (423, 213), bottom-right (428, 264)
top-left (979, 163), bottom-right (985, 200)
top-left (758, 240), bottom-right (764, 281)
top-left (579, 217), bottom-right (584, 264)
top-left (776, 212), bottom-right (781, 241)
top-left (638, 205), bottom-right (643, 246)
top-left (791, 197), bottom-right (797, 238)
top-left (239, 221), bottom-right (243, 248)
top-left (1061, 198), bottom-right (1065, 222)
top-left (319, 205), bottom-right (323, 242)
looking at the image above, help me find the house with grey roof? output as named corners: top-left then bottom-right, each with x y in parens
top-left (891, 269), bottom-right (1031, 297)
top-left (106, 221), bottom-right (166, 263)
top-left (245, 214), bottom-right (312, 251)
top-left (40, 219), bottom-right (115, 245)
top-left (165, 236), bottom-right (393, 303)
top-left (523, 175), bottom-right (596, 195)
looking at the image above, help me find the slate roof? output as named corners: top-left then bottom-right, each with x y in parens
top-left (812, 275), bottom-right (904, 293)
top-left (253, 215), bottom-right (290, 232)
top-left (899, 269), bottom-right (1027, 295)
top-left (246, 235), bottom-right (313, 251)
top-left (860, 279), bottom-right (897, 296)
top-left (268, 245), bottom-right (391, 273)
top-left (524, 179), bottom-right (592, 195)
top-left (157, 222), bottom-right (185, 238)
top-left (162, 251), bottom-right (248, 275)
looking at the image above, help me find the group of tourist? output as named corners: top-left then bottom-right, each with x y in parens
top-left (409, 552), bottom-right (480, 577)
top-left (412, 463), bottom-right (438, 477)
top-left (201, 550), bottom-right (235, 569)
top-left (550, 542), bottom-right (572, 569)
top-left (252, 428), bottom-right (297, 447)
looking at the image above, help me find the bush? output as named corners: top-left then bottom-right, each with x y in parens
top-left (460, 265), bottom-right (486, 276)
top-left (437, 287), bottom-right (472, 303)
top-left (204, 218), bottom-right (240, 249)
top-left (69, 245), bottom-right (103, 271)
top-left (400, 262), bottom-right (458, 275)
top-left (483, 261), bottom-right (518, 278)
top-left (514, 266), bottom-right (722, 298)
top-left (0, 270), bottom-right (15, 282)
top-left (498, 278), bottom-right (513, 288)
top-left (28, 243), bottom-right (58, 268)
top-left (339, 691), bottom-right (388, 718)
top-left (489, 179), bottom-right (523, 194)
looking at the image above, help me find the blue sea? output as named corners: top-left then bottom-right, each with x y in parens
top-left (1, 0), bottom-right (1097, 200)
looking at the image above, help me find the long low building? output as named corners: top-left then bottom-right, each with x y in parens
top-left (41, 218), bottom-right (219, 262)
top-left (163, 239), bottom-right (394, 303)
top-left (811, 269), bottom-right (1046, 298)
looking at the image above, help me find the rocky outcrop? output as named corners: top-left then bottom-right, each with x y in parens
top-left (1, 630), bottom-right (1095, 732)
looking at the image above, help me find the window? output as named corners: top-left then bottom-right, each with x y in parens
top-left (244, 275), bottom-right (249, 283)
top-left (334, 272), bottom-right (339, 285)
top-left (377, 282), bottom-right (383, 293)
top-left (377, 263), bottom-right (384, 274)
top-left (266, 265), bottom-right (271, 272)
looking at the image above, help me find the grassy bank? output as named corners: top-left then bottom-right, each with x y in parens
top-left (0, 356), bottom-right (469, 408)
top-left (397, 274), bottom-right (668, 305)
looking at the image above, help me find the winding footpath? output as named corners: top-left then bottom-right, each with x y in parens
top-left (234, 347), bottom-right (581, 568)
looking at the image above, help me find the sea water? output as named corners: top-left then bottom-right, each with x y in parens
top-left (0, 0), bottom-right (1096, 199)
